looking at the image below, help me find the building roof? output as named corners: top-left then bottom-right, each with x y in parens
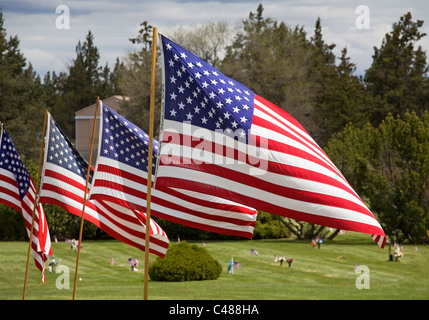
top-left (75, 95), bottom-right (129, 118)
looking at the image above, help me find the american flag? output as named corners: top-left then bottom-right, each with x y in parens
top-left (38, 113), bottom-right (169, 258)
top-left (89, 103), bottom-right (257, 238)
top-left (0, 124), bottom-right (52, 282)
top-left (155, 35), bottom-right (386, 248)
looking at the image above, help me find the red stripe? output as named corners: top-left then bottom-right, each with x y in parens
top-left (40, 181), bottom-right (168, 256)
top-left (158, 176), bottom-right (384, 236)
top-left (44, 169), bottom-right (87, 192)
top-left (93, 176), bottom-right (255, 228)
top-left (161, 130), bottom-right (360, 204)
top-left (96, 164), bottom-right (147, 186)
top-left (158, 186), bottom-right (256, 215)
top-left (150, 209), bottom-right (254, 238)
top-left (254, 95), bottom-right (322, 154)
top-left (159, 154), bottom-right (373, 217)
top-left (93, 177), bottom-right (146, 200)
top-left (251, 115), bottom-right (346, 180)
top-left (41, 179), bottom-right (160, 242)
top-left (92, 163), bottom-right (255, 238)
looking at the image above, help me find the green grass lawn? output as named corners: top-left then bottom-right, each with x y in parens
top-left (1, 232), bottom-right (428, 300)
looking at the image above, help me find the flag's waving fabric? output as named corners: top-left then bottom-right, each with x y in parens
top-left (0, 125), bottom-right (52, 282)
top-left (89, 103), bottom-right (257, 239)
top-left (39, 113), bottom-right (169, 258)
top-left (155, 35), bottom-right (386, 248)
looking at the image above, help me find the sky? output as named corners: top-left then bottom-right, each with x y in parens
top-left (2, 0), bottom-right (429, 78)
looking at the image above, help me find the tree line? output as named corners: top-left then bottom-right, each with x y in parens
top-left (0, 5), bottom-right (428, 243)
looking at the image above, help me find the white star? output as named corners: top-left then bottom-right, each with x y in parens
top-left (186, 112), bottom-right (193, 120)
top-left (170, 92), bottom-right (177, 100)
top-left (201, 116), bottom-right (208, 124)
top-left (170, 109), bottom-right (177, 117)
top-left (240, 116), bottom-right (248, 123)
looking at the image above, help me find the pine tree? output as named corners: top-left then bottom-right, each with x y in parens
top-left (0, 9), bottom-right (45, 160)
top-left (317, 47), bottom-right (369, 144)
top-left (49, 30), bottom-right (119, 138)
top-left (222, 4), bottom-right (320, 139)
top-left (325, 112), bottom-right (429, 243)
top-left (364, 12), bottom-right (429, 125)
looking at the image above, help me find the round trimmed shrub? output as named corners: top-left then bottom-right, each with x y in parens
top-left (148, 241), bottom-right (222, 282)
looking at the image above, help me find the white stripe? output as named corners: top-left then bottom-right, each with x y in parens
top-left (254, 98), bottom-right (333, 167)
top-left (160, 125), bottom-right (368, 212)
top-left (93, 157), bottom-right (256, 223)
top-left (41, 163), bottom-right (169, 255)
top-left (41, 188), bottom-right (168, 254)
top-left (157, 165), bottom-right (382, 228)
top-left (95, 200), bottom-right (169, 253)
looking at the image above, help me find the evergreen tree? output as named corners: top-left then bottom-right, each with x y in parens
top-left (364, 12), bottom-right (429, 125)
top-left (325, 112), bottom-right (429, 243)
top-left (317, 47), bottom-right (369, 144)
top-left (118, 21), bottom-right (161, 134)
top-left (47, 31), bottom-right (120, 138)
top-left (0, 9), bottom-right (45, 160)
top-left (222, 4), bottom-right (320, 139)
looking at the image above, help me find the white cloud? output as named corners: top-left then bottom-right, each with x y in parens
top-left (2, 0), bottom-right (429, 77)
top-left (22, 48), bottom-right (68, 75)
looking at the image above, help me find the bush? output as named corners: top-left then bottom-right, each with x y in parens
top-left (253, 211), bottom-right (290, 239)
top-left (149, 241), bottom-right (222, 282)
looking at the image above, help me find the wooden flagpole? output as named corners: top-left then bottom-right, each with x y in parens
top-left (72, 96), bottom-right (99, 300)
top-left (22, 110), bottom-right (48, 300)
top-left (143, 26), bottom-right (157, 300)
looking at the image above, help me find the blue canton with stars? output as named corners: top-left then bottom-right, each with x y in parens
top-left (46, 115), bottom-right (93, 182)
top-left (0, 127), bottom-right (31, 200)
top-left (161, 35), bottom-right (256, 142)
top-left (100, 104), bottom-right (158, 175)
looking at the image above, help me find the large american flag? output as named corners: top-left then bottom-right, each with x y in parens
top-left (0, 124), bottom-right (52, 282)
top-left (89, 103), bottom-right (257, 238)
top-left (155, 35), bottom-right (386, 248)
top-left (38, 113), bottom-right (169, 258)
